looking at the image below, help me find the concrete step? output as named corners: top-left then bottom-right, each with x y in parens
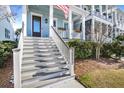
top-left (23, 55), bottom-right (64, 61)
top-left (23, 48), bottom-right (59, 53)
top-left (23, 41), bottom-right (55, 44)
top-left (23, 49), bottom-right (59, 53)
top-left (23, 50), bottom-right (61, 55)
top-left (35, 70), bottom-right (70, 81)
top-left (23, 54), bottom-right (62, 59)
top-left (22, 68), bottom-right (69, 82)
top-left (21, 69), bottom-right (38, 81)
top-left (23, 45), bottom-right (57, 49)
top-left (22, 75), bottom-right (71, 88)
top-left (23, 40), bottom-right (51, 42)
top-left (24, 37), bottom-right (51, 40)
top-left (23, 47), bottom-right (58, 50)
top-left (24, 38), bottom-right (53, 41)
top-left (22, 60), bottom-right (66, 65)
top-left (23, 52), bottom-right (61, 57)
top-left (22, 62), bottom-right (66, 69)
top-left (23, 42), bottom-right (55, 45)
top-left (23, 53), bottom-right (52, 57)
top-left (22, 63), bottom-right (68, 72)
top-left (23, 43), bottom-right (56, 46)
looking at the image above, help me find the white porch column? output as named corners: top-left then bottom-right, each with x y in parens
top-left (91, 5), bottom-right (95, 15)
top-left (111, 8), bottom-right (114, 23)
top-left (118, 29), bottom-right (121, 36)
top-left (49, 5), bottom-right (53, 37)
top-left (91, 19), bottom-right (95, 41)
top-left (22, 5), bottom-right (27, 36)
top-left (99, 5), bottom-right (102, 16)
top-left (115, 10), bottom-right (118, 26)
top-left (106, 5), bottom-right (108, 20)
top-left (111, 26), bottom-right (113, 41)
top-left (69, 6), bottom-right (73, 39)
top-left (81, 17), bottom-right (85, 40)
top-left (106, 25), bottom-right (108, 37)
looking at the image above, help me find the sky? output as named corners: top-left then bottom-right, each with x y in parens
top-left (10, 5), bottom-right (22, 31)
top-left (10, 5), bottom-right (124, 31)
top-left (118, 5), bottom-right (124, 11)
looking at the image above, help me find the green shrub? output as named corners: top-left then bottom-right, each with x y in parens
top-left (110, 35), bottom-right (124, 59)
top-left (0, 41), bottom-right (17, 68)
top-left (101, 43), bottom-right (113, 58)
top-left (67, 38), bottom-right (124, 60)
top-left (67, 40), bottom-right (96, 59)
top-left (115, 35), bottom-right (124, 41)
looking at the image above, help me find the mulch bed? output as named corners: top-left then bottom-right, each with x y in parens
top-left (0, 55), bottom-right (14, 88)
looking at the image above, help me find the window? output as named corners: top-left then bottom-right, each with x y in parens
top-left (64, 22), bottom-right (68, 30)
top-left (5, 28), bottom-right (10, 39)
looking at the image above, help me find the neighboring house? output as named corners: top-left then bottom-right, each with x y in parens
top-left (13, 5), bottom-right (124, 88)
top-left (83, 5), bottom-right (124, 42)
top-left (0, 5), bottom-right (15, 41)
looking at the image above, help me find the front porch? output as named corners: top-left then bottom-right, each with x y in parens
top-left (22, 5), bottom-right (88, 41)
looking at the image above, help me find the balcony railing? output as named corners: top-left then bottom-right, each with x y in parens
top-left (88, 11), bottom-right (113, 22)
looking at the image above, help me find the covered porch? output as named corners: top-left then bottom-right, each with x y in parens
top-left (22, 5), bottom-right (89, 41)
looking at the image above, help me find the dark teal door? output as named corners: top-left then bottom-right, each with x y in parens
top-left (32, 15), bottom-right (41, 37)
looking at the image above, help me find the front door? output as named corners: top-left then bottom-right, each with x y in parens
top-left (32, 15), bottom-right (41, 37)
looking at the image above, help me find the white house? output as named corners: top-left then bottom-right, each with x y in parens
top-left (0, 5), bottom-right (15, 41)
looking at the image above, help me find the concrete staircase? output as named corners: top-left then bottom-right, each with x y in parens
top-left (21, 37), bottom-right (72, 88)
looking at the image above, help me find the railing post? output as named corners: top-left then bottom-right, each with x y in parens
top-left (12, 48), bottom-right (21, 88)
top-left (69, 48), bottom-right (75, 76)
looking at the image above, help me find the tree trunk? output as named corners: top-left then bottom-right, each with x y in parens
top-left (96, 45), bottom-right (101, 60)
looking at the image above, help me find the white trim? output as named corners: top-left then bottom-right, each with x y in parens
top-left (30, 12), bottom-right (42, 37)
top-left (49, 5), bottom-right (53, 37)
top-left (22, 5), bottom-right (27, 36)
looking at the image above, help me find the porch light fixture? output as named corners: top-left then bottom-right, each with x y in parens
top-left (103, 13), bottom-right (106, 16)
top-left (45, 18), bottom-right (48, 23)
top-left (109, 16), bottom-right (112, 19)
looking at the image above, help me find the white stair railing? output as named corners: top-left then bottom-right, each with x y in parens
top-left (51, 26), bottom-right (75, 76)
top-left (13, 22), bottom-right (24, 88)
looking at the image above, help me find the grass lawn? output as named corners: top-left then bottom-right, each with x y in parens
top-left (75, 59), bottom-right (124, 88)
top-left (79, 69), bottom-right (124, 88)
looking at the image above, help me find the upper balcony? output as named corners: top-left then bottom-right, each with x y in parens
top-left (75, 5), bottom-right (114, 24)
top-left (91, 11), bottom-right (113, 22)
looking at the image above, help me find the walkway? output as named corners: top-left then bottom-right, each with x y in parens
top-left (43, 78), bottom-right (85, 88)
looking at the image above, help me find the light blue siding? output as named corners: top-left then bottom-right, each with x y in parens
top-left (27, 5), bottom-right (67, 37)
